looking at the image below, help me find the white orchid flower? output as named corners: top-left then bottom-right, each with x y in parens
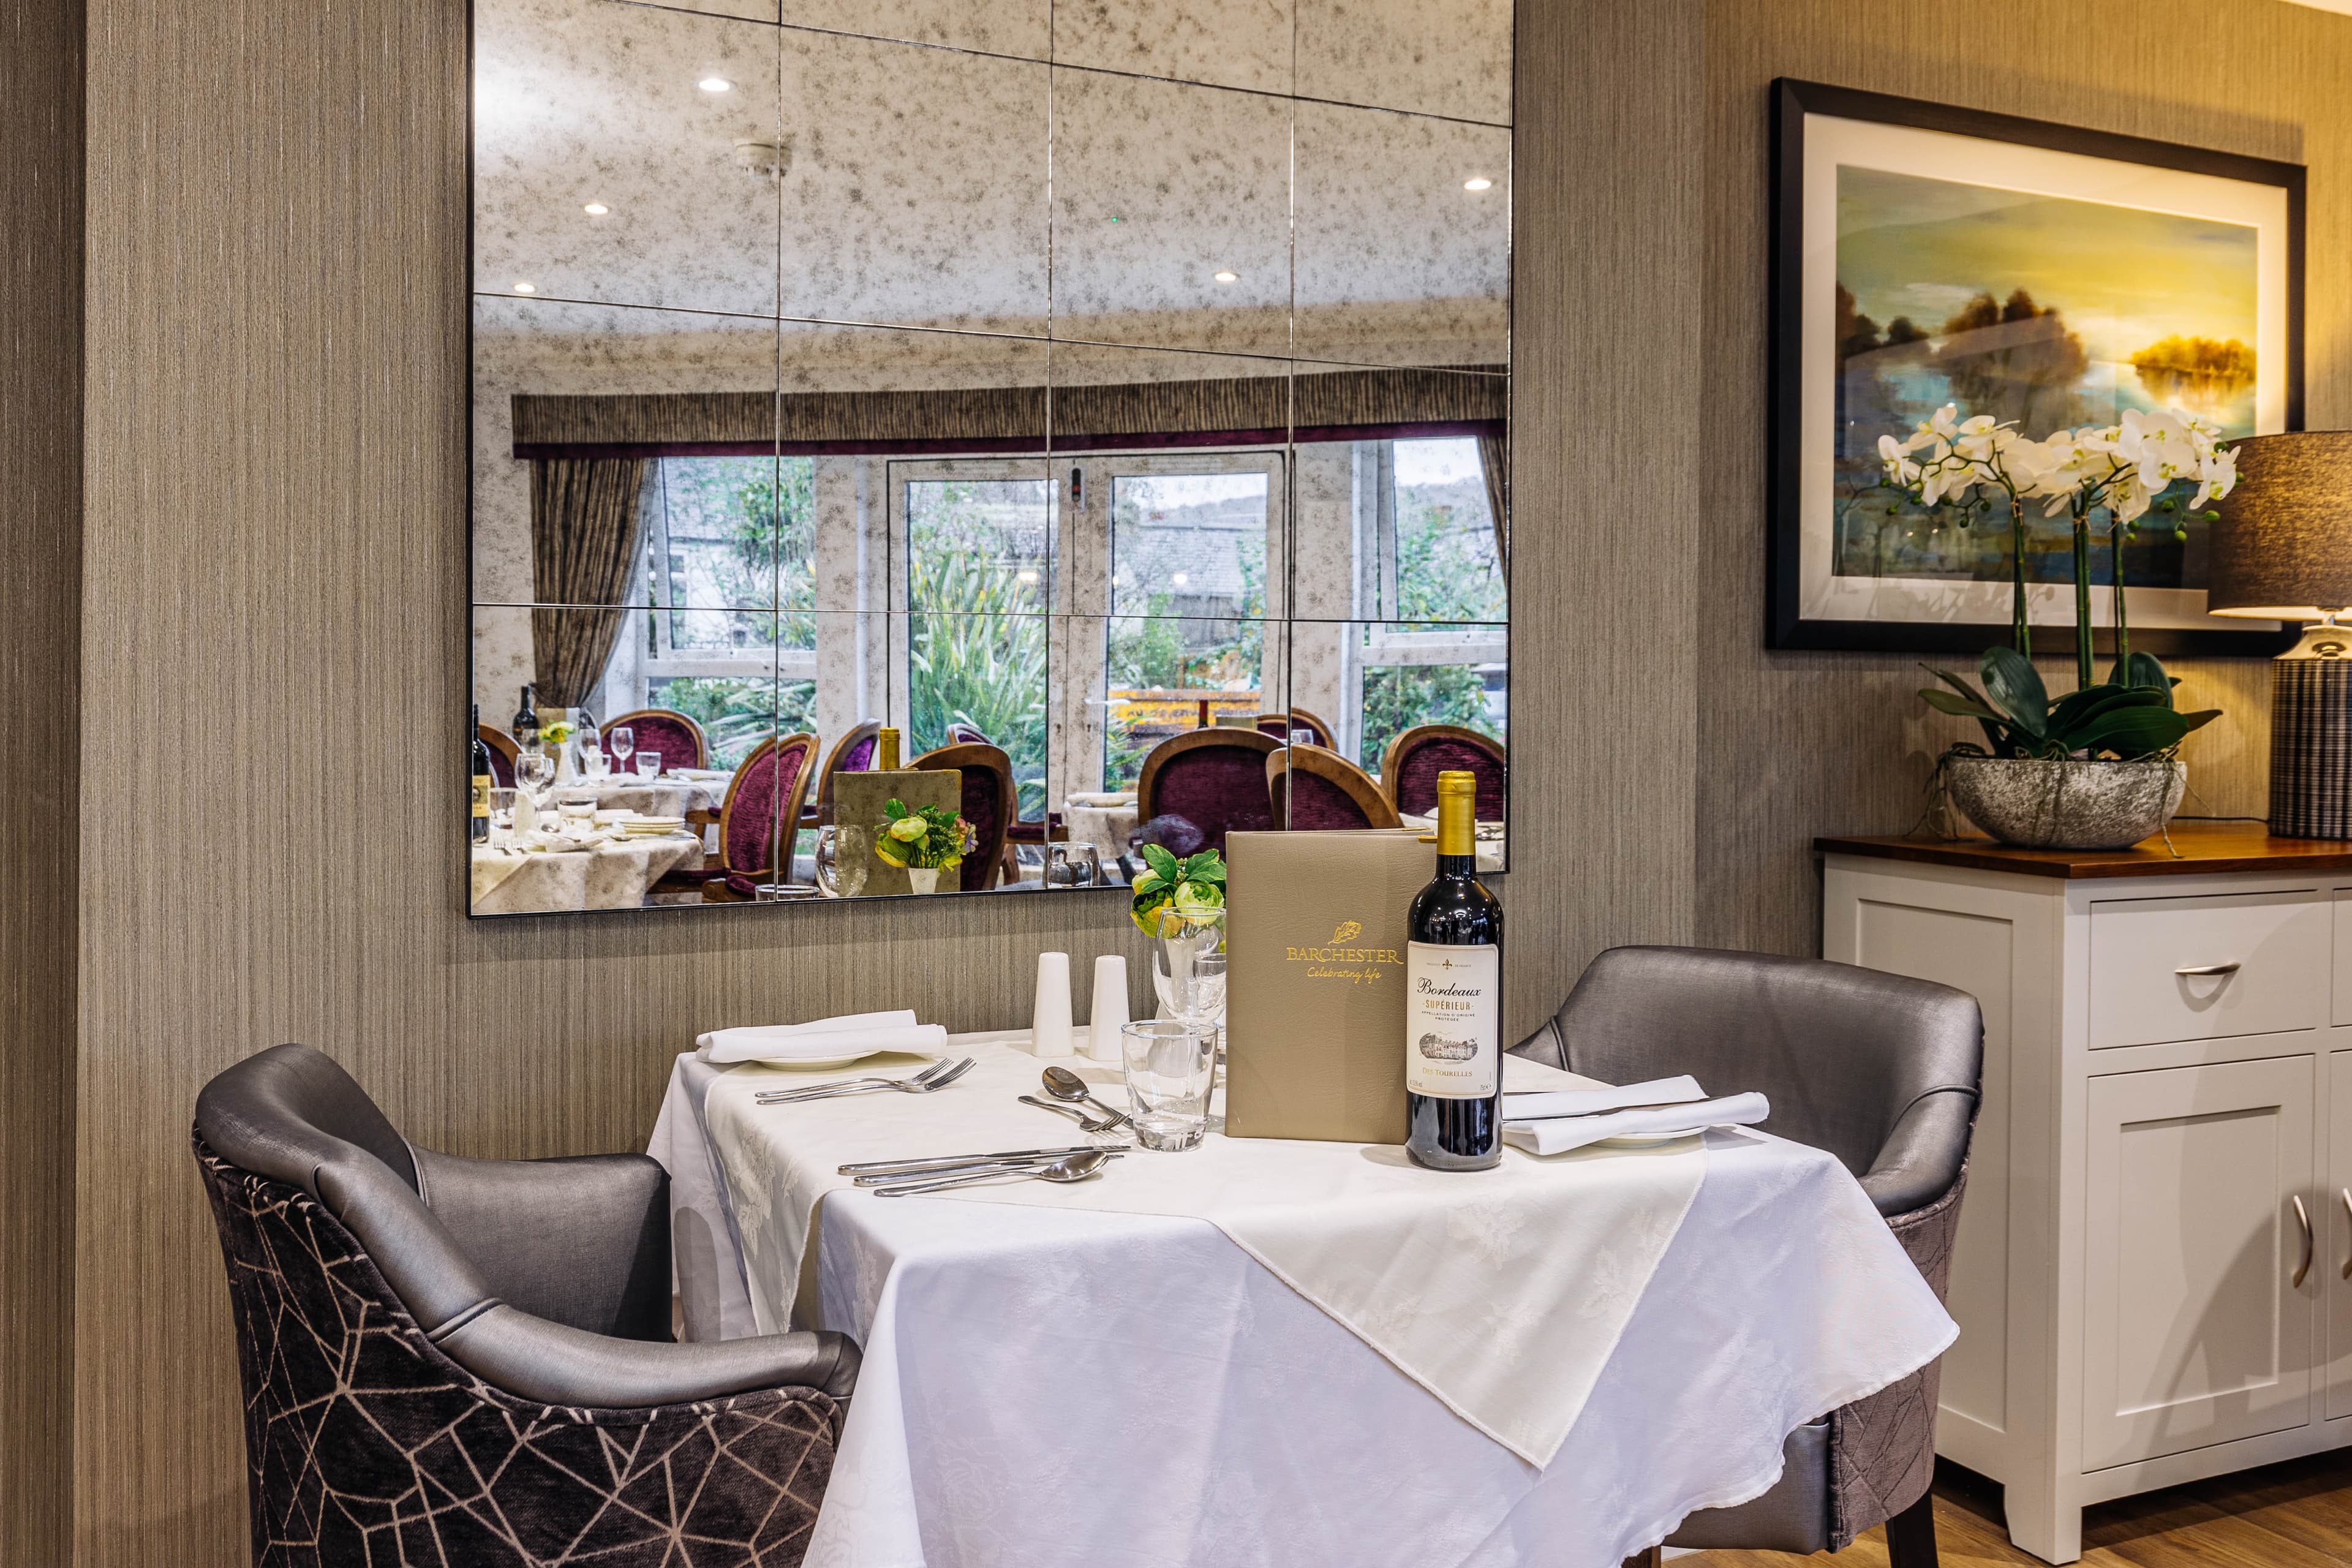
top-left (1918, 405), bottom-right (1962, 442)
top-left (2190, 443), bottom-right (2240, 509)
top-left (1878, 433), bottom-right (1923, 485)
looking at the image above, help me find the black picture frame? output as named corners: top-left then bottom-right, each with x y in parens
top-left (1766, 78), bottom-right (2305, 655)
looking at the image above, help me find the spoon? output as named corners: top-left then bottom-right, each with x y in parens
top-left (1042, 1065), bottom-right (1132, 1131)
top-left (873, 1148), bottom-right (1114, 1197)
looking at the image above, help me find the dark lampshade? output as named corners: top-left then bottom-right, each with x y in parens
top-left (2208, 431), bottom-right (2352, 619)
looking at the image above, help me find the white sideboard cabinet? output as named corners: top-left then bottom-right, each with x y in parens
top-left (1820, 826), bottom-right (2352, 1563)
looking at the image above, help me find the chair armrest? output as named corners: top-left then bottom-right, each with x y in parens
top-left (410, 1147), bottom-right (670, 1341)
top-left (1858, 1087), bottom-right (1977, 1218)
top-left (437, 1306), bottom-right (861, 1408)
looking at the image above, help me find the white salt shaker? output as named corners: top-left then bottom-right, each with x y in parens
top-left (1031, 951), bottom-right (1074, 1057)
top-left (1086, 955), bottom-right (1129, 1063)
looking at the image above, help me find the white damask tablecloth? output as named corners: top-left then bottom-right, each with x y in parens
top-left (652, 1033), bottom-right (1955, 1568)
top-left (469, 835), bottom-right (703, 914)
top-left (551, 775), bottom-right (720, 818)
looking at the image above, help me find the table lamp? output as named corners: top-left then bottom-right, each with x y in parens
top-left (2207, 431), bottom-right (2352, 837)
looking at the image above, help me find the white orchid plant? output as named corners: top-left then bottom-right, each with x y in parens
top-left (1877, 404), bottom-right (2240, 690)
top-left (1877, 404), bottom-right (2239, 780)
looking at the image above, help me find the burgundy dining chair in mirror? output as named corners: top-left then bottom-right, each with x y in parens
top-left (1135, 728), bottom-right (1281, 856)
top-left (715, 733), bottom-right (818, 895)
top-left (1381, 723), bottom-right (1506, 821)
top-left (812, 720), bottom-right (882, 827)
top-left (476, 723), bottom-right (518, 790)
top-left (1267, 744), bottom-right (1404, 831)
top-left (913, 742), bottom-right (1014, 892)
top-left (945, 722), bottom-right (994, 747)
top-left (599, 707), bottom-right (711, 773)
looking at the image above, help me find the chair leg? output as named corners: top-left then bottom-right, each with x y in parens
top-left (1885, 1488), bottom-right (1939, 1568)
top-left (1618, 1550), bottom-right (1662, 1568)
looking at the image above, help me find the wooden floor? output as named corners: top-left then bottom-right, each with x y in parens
top-left (1679, 1454), bottom-right (2352, 1567)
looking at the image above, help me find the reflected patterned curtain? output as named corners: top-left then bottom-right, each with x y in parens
top-left (529, 457), bottom-right (650, 709)
top-left (1476, 431), bottom-right (1509, 578)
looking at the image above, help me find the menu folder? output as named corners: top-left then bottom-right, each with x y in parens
top-left (1223, 829), bottom-right (1436, 1144)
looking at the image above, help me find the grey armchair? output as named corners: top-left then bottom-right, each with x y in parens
top-left (1515, 947), bottom-right (1980, 1568)
top-left (195, 1043), bottom-right (858, 1567)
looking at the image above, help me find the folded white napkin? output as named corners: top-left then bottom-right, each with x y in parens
top-left (696, 1010), bottom-right (944, 1063)
top-left (1501, 1074), bottom-right (1704, 1121)
top-left (1504, 1091), bottom-right (1771, 1157)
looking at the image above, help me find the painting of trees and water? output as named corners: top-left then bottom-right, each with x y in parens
top-left (1833, 164), bottom-right (2260, 590)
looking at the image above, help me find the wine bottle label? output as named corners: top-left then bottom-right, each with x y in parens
top-left (471, 777), bottom-right (491, 818)
top-left (1405, 941), bottom-right (1499, 1097)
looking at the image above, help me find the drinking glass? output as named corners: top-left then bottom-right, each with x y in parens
top-left (515, 752), bottom-right (554, 799)
top-left (813, 825), bottom-right (869, 898)
top-left (556, 790), bottom-right (597, 837)
top-left (1150, 908), bottom-right (1228, 1031)
top-left (583, 745), bottom-right (610, 780)
top-left (1046, 842), bottom-right (1101, 887)
top-left (488, 788), bottom-right (517, 847)
top-left (1120, 1020), bottom-right (1216, 1152)
top-left (609, 726), bottom-right (635, 771)
top-left (635, 750), bottom-right (662, 780)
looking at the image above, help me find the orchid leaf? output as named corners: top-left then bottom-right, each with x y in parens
top-left (1921, 665), bottom-right (1996, 712)
top-left (1919, 688), bottom-right (1999, 721)
top-left (1979, 646), bottom-right (2050, 736)
top-left (2071, 705), bottom-right (2192, 759)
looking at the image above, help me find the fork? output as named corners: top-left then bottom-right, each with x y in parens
top-left (754, 1059), bottom-right (953, 1102)
top-left (756, 1057), bottom-right (977, 1104)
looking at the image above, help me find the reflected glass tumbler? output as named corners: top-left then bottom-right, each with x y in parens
top-left (814, 826), bottom-right (869, 899)
top-left (1120, 1019), bottom-right (1216, 1152)
top-left (635, 750), bottom-right (662, 780)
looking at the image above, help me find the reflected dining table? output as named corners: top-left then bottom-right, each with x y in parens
top-left (468, 832), bottom-right (703, 914)
top-left (650, 1031), bottom-right (1954, 1568)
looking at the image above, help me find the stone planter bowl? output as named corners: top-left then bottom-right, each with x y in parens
top-left (1943, 755), bottom-right (2187, 851)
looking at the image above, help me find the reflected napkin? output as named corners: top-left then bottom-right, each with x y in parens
top-left (1503, 1091), bottom-right (1771, 1157)
top-left (696, 1010), bottom-right (944, 1063)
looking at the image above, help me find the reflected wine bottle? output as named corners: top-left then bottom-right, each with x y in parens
top-left (1405, 771), bottom-right (1503, 1170)
top-left (512, 684), bottom-right (540, 756)
top-left (469, 704), bottom-right (493, 843)
top-left (876, 726), bottom-right (901, 771)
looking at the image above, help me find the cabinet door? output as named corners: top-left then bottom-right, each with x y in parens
top-left (2330, 1051), bottom-right (2352, 1420)
top-left (2083, 1056), bottom-right (2316, 1469)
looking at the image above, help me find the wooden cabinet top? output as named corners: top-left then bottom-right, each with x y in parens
top-left (1815, 822), bottom-right (2352, 880)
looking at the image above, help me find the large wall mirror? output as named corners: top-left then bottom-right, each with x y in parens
top-left (468, 0), bottom-right (1512, 916)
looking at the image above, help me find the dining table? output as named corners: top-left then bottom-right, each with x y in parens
top-left (468, 830), bottom-right (703, 914)
top-left (1058, 796), bottom-right (1139, 872)
top-left (550, 772), bottom-right (723, 819)
top-left (649, 1030), bottom-right (1956, 1568)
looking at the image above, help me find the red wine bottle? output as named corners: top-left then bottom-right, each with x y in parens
top-left (1405, 771), bottom-right (1502, 1170)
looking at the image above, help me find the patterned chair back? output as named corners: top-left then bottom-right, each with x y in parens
top-left (1136, 729), bottom-right (1281, 855)
top-left (945, 722), bottom-right (993, 747)
top-left (912, 742), bottom-right (1014, 891)
top-left (1267, 744), bottom-right (1403, 831)
top-left (720, 733), bottom-right (818, 877)
top-left (600, 708), bottom-right (710, 773)
top-left (1380, 724), bottom-right (1506, 820)
top-left (814, 720), bottom-right (882, 816)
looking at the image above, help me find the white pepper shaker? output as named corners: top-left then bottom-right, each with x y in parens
top-left (1086, 955), bottom-right (1129, 1063)
top-left (1031, 952), bottom-right (1074, 1057)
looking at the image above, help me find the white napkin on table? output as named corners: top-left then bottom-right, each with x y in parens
top-left (1504, 1085), bottom-right (1771, 1156)
top-left (696, 1010), bottom-right (947, 1063)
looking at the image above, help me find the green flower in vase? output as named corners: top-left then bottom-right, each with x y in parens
top-left (1131, 844), bottom-right (1226, 936)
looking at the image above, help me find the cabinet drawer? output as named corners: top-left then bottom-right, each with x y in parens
top-left (2089, 891), bottom-right (2329, 1050)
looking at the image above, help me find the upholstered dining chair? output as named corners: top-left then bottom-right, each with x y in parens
top-left (914, 741), bottom-right (1014, 891)
top-left (1134, 727), bottom-right (1281, 856)
top-left (476, 722), bottom-right (518, 789)
top-left (1519, 947), bottom-right (1980, 1568)
top-left (718, 732), bottom-right (818, 889)
top-left (945, 721), bottom-right (993, 747)
top-left (194, 1043), bottom-right (858, 1567)
top-left (1380, 723), bottom-right (1506, 820)
top-left (811, 720), bottom-right (881, 826)
top-left (599, 707), bottom-right (710, 773)
top-left (1265, 743), bottom-right (1403, 830)
top-left (1254, 707), bottom-right (1340, 750)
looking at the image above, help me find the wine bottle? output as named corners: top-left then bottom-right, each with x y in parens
top-left (876, 726), bottom-right (901, 771)
top-left (1405, 771), bottom-right (1503, 1170)
top-left (512, 684), bottom-right (540, 756)
top-left (469, 704), bottom-right (494, 843)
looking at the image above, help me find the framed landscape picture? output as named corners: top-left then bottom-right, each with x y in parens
top-left (1767, 79), bottom-right (2304, 653)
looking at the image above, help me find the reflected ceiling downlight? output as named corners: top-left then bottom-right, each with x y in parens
top-left (582, 202), bottom-right (609, 216)
top-left (1463, 176), bottom-right (1493, 191)
top-left (512, 281), bottom-right (537, 293)
top-left (1212, 270), bottom-right (1238, 284)
top-left (698, 77), bottom-right (733, 93)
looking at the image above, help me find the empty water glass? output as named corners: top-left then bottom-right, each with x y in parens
top-left (556, 790), bottom-right (597, 837)
top-left (635, 750), bottom-right (662, 780)
top-left (814, 825), bottom-right (869, 898)
top-left (583, 745), bottom-right (611, 780)
top-left (488, 788), bottom-right (518, 847)
top-left (1120, 1020), bottom-right (1216, 1152)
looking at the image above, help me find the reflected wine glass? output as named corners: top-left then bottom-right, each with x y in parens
top-left (514, 752), bottom-right (554, 800)
top-left (609, 726), bottom-right (634, 772)
top-left (813, 826), bottom-right (869, 899)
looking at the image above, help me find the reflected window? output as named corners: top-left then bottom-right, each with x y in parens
top-left (1357, 438), bottom-right (1507, 772)
top-left (648, 676), bottom-right (816, 769)
top-left (899, 469), bottom-right (1052, 818)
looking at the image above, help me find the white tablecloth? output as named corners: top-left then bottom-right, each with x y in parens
top-left (552, 775), bottom-right (720, 817)
top-left (652, 1034), bottom-right (1956, 1567)
top-left (1060, 801), bottom-right (1138, 870)
top-left (469, 835), bottom-right (703, 914)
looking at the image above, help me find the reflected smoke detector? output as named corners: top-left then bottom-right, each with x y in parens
top-left (733, 138), bottom-right (793, 179)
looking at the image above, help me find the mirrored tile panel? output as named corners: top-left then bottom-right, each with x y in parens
top-left (1294, 0), bottom-right (1512, 124)
top-left (1292, 100), bottom-right (1510, 369)
top-left (1052, 0), bottom-right (1293, 96)
top-left (1048, 69), bottom-right (1292, 356)
top-left (1289, 401), bottom-right (1507, 627)
top-left (474, 0), bottom-right (782, 316)
top-left (778, 0), bottom-right (1049, 59)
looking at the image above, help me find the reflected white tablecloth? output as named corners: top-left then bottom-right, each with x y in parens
top-left (552, 775), bottom-right (720, 817)
top-left (469, 835), bottom-right (703, 914)
top-left (1059, 801), bottom-right (1137, 870)
top-left (652, 1035), bottom-right (1954, 1567)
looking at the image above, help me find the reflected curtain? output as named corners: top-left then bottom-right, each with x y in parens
top-left (1476, 431), bottom-right (1509, 576)
top-left (529, 456), bottom-right (650, 709)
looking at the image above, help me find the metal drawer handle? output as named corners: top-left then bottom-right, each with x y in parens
top-left (2174, 962), bottom-right (2242, 977)
top-left (2294, 1194), bottom-right (2314, 1287)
